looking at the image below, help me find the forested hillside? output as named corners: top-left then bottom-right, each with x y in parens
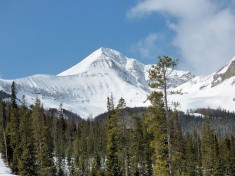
top-left (0, 56), bottom-right (235, 175)
top-left (1, 89), bottom-right (235, 175)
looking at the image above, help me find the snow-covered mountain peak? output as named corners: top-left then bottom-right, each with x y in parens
top-left (1, 47), bottom-right (233, 118)
top-left (58, 48), bottom-right (103, 76)
top-left (58, 47), bottom-right (130, 77)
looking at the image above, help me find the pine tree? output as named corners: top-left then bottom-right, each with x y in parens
top-left (106, 95), bottom-right (121, 176)
top-left (184, 133), bottom-right (197, 175)
top-left (90, 151), bottom-right (102, 176)
top-left (170, 111), bottom-right (186, 175)
top-left (184, 131), bottom-right (203, 175)
top-left (18, 106), bottom-right (37, 176)
top-left (212, 134), bottom-right (223, 176)
top-left (148, 55), bottom-right (178, 175)
top-left (0, 102), bottom-right (8, 164)
top-left (116, 98), bottom-right (130, 176)
top-left (5, 81), bottom-right (20, 173)
top-left (229, 136), bottom-right (235, 174)
top-left (143, 116), bottom-right (154, 176)
top-left (32, 98), bottom-right (56, 176)
top-left (65, 119), bottom-right (76, 176)
top-left (220, 136), bottom-right (235, 175)
top-left (201, 117), bottom-right (215, 176)
top-left (130, 115), bottom-right (153, 176)
top-left (55, 103), bottom-right (66, 176)
top-left (145, 91), bottom-right (168, 175)
top-left (73, 127), bottom-right (81, 175)
top-left (130, 116), bottom-right (144, 175)
top-left (66, 142), bottom-right (75, 176)
top-left (11, 81), bottom-right (17, 109)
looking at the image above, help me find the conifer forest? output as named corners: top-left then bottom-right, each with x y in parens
top-left (1, 57), bottom-right (235, 176)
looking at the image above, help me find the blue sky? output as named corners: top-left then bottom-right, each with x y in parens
top-left (1, 0), bottom-right (235, 79)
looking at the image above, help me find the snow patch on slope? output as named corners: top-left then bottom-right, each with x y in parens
top-left (169, 73), bottom-right (235, 112)
top-left (0, 154), bottom-right (16, 176)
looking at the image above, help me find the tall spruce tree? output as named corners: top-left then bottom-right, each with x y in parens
top-left (18, 106), bottom-right (37, 176)
top-left (130, 116), bottom-right (144, 175)
top-left (220, 136), bottom-right (235, 175)
top-left (0, 102), bottom-right (8, 164)
top-left (184, 131), bottom-right (203, 175)
top-left (32, 98), bottom-right (56, 176)
top-left (201, 117), bottom-right (215, 176)
top-left (106, 95), bottom-right (121, 176)
top-left (131, 115), bottom-right (153, 175)
top-left (5, 81), bottom-right (20, 173)
top-left (55, 103), bottom-right (66, 176)
top-left (11, 81), bottom-right (17, 109)
top-left (116, 98), bottom-right (130, 176)
top-left (212, 134), bottom-right (223, 175)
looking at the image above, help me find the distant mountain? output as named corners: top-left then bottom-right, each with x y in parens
top-left (0, 47), bottom-right (234, 118)
top-left (169, 57), bottom-right (235, 112)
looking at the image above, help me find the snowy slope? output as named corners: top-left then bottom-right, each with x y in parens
top-left (0, 47), bottom-right (234, 118)
top-left (0, 154), bottom-right (16, 176)
top-left (169, 57), bottom-right (235, 112)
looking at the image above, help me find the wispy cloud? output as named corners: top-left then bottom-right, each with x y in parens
top-left (127, 0), bottom-right (235, 74)
top-left (130, 33), bottom-right (159, 59)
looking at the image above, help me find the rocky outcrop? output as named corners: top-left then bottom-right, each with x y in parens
top-left (212, 60), bottom-right (235, 87)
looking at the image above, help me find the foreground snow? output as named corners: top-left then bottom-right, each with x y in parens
top-left (0, 154), bottom-right (16, 176)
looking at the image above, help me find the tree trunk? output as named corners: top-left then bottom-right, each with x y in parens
top-left (164, 72), bottom-right (173, 176)
top-left (2, 128), bottom-right (8, 165)
top-left (124, 153), bottom-right (129, 176)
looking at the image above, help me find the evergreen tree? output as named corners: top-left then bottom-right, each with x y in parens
top-left (201, 117), bottom-right (215, 176)
top-left (229, 136), bottom-right (235, 174)
top-left (184, 131), bottom-right (203, 175)
top-left (65, 119), bottom-right (76, 176)
top-left (116, 98), bottom-right (130, 176)
top-left (170, 111), bottom-right (186, 175)
top-left (11, 81), bottom-right (17, 109)
top-left (66, 141), bottom-right (75, 176)
top-left (73, 126), bottom-right (81, 175)
top-left (18, 106), bottom-right (37, 176)
top-left (32, 98), bottom-right (56, 176)
top-left (131, 115), bottom-right (153, 176)
top-left (0, 102), bottom-right (8, 164)
top-left (55, 103), bottom-right (66, 176)
top-left (90, 151), bottom-right (102, 176)
top-left (145, 91), bottom-right (169, 175)
top-left (212, 134), bottom-right (223, 176)
top-left (130, 116), bottom-right (144, 175)
top-left (220, 136), bottom-right (235, 175)
top-left (5, 81), bottom-right (20, 173)
top-left (106, 95), bottom-right (121, 176)
top-left (184, 133), bottom-right (197, 175)
top-left (148, 55), bottom-right (178, 176)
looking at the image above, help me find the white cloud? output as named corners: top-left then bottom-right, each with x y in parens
top-left (128, 0), bottom-right (235, 74)
top-left (131, 33), bottom-right (159, 59)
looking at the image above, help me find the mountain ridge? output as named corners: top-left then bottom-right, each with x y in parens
top-left (0, 47), bottom-right (234, 118)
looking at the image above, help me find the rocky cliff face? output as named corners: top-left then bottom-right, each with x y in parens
top-left (212, 58), bottom-right (235, 87)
